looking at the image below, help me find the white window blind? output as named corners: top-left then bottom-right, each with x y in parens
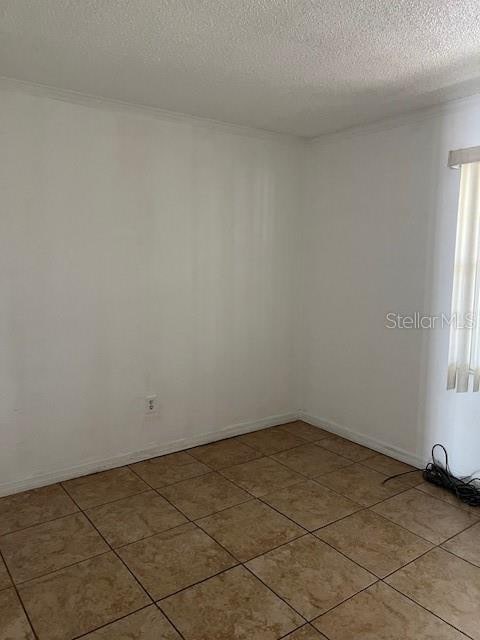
top-left (447, 146), bottom-right (480, 392)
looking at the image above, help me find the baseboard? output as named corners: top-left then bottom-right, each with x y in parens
top-left (0, 409), bottom-right (426, 497)
top-left (299, 411), bottom-right (426, 469)
top-left (0, 411), bottom-right (298, 497)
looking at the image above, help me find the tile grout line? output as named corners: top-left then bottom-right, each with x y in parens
top-left (155, 563), bottom-right (242, 604)
top-left (342, 492), bottom-right (479, 637)
top-left (312, 470), bottom-right (422, 508)
top-left (8, 487), bottom-right (476, 638)
top-left (80, 513), bottom-right (154, 604)
top-left (61, 485), bottom-right (152, 512)
top-left (190, 456), bottom-right (391, 629)
top-left (187, 431), bottom-right (266, 455)
top-left (0, 426), bottom-right (411, 535)
top-left (3, 424), bottom-right (479, 639)
top-left (129, 461), bottom-right (257, 517)
top-left (153, 601), bottom-right (188, 640)
top-left (257, 448), bottom-right (429, 511)
top-left (241, 562), bottom-right (310, 625)
top-left (70, 603), bottom-right (154, 640)
top-left (309, 578), bottom-right (383, 623)
top-left (411, 484), bottom-right (480, 517)
top-left (0, 546), bottom-right (40, 640)
top-left (129, 454), bottom-right (330, 571)
top-left (0, 508), bottom-right (81, 538)
top-left (309, 498), bottom-right (479, 637)
top-left (129, 452), bottom-right (316, 568)
top-left (383, 580), bottom-right (474, 640)
top-left (57, 484), bottom-right (184, 640)
top-left (187, 434), bottom-right (479, 636)
top-left (367, 497), bottom-right (480, 547)
top-left (113, 520), bottom-right (194, 551)
top-left (278, 623), bottom-right (325, 640)
top-left (82, 487), bottom-right (155, 512)
top-left (311, 523), bottom-right (475, 640)
top-left (11, 548), bottom-right (113, 587)
top-left (162, 438), bottom-right (464, 579)
top-left (439, 545), bottom-right (480, 571)
top-left (128, 455), bottom-right (314, 631)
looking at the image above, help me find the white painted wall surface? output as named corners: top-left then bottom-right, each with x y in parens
top-left (300, 101), bottom-right (480, 475)
top-left (0, 86), bottom-right (302, 493)
top-left (2, 83), bottom-right (480, 494)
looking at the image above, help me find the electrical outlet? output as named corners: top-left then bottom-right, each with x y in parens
top-left (145, 395), bottom-right (157, 414)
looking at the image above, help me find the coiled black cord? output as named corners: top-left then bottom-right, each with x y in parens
top-left (423, 444), bottom-right (480, 507)
top-left (381, 443), bottom-right (480, 507)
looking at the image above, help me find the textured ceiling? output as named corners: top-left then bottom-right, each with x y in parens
top-left (1, 0), bottom-right (480, 137)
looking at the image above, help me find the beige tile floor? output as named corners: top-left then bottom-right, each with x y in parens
top-left (0, 420), bottom-right (479, 640)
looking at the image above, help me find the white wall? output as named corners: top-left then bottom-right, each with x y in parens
top-left (0, 85), bottom-right (302, 494)
top-left (300, 99), bottom-right (480, 475)
top-left (3, 82), bottom-right (480, 495)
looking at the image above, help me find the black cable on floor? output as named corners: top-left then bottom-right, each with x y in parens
top-left (381, 443), bottom-right (480, 507)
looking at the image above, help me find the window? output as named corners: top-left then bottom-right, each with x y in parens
top-left (447, 147), bottom-right (480, 392)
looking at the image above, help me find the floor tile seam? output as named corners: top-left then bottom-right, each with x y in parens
top-left (317, 503), bottom-right (475, 556)
top-left (382, 579), bottom-right (475, 639)
top-left (311, 526), bottom-right (433, 580)
top-left (410, 486), bottom-right (480, 520)
top-left (194, 518), bottom-right (308, 564)
top-left (240, 561), bottom-right (310, 623)
top-left (239, 438), bottom-right (321, 458)
top-left (216, 466), bottom-right (306, 499)
top-left (0, 508), bottom-right (82, 538)
top-left (6, 428), bottom-right (477, 640)
top-left (261, 454), bottom-right (357, 490)
top-left (309, 578), bottom-right (384, 623)
top-left (368, 502), bottom-right (479, 546)
top-left (68, 603), bottom-right (154, 640)
top-left (364, 503), bottom-right (442, 545)
top-left (153, 601), bottom-right (188, 640)
top-left (113, 521), bottom-right (199, 551)
top-left (248, 555), bottom-right (379, 627)
top-left (79, 508), bottom-right (154, 606)
top-left (267, 451), bottom-right (357, 480)
top-left (238, 531), bottom-right (383, 623)
top-left (8, 474), bottom-right (472, 589)
top-left (309, 472), bottom-right (415, 510)
top-left (379, 519), bottom-right (479, 630)
top-left (214, 467), bottom-right (313, 530)
top-left (187, 431), bottom-right (262, 453)
top-left (433, 545), bottom-right (480, 573)
top-left (310, 506), bottom-right (370, 533)
top-left (313, 440), bottom-right (379, 464)
top-left (112, 515), bottom-right (242, 600)
top-left (127, 464), bottom-right (210, 520)
top-left (131, 458), bottom-right (273, 532)
top-left (356, 458), bottom-right (420, 474)
top-left (1, 427), bottom-right (360, 533)
top-left (155, 563), bottom-right (242, 604)
top-left (5, 548), bottom-right (114, 587)
top-left (130, 463), bottom-right (252, 495)
top-left (439, 518), bottom-right (480, 545)
top-left (299, 534), bottom-right (380, 584)
top-left (82, 488), bottom-right (156, 513)
top-left (187, 430), bottom-right (327, 469)
top-left (315, 511), bottom-right (480, 579)
top-left (277, 623), bottom-right (323, 640)
top-left (54, 483), bottom-right (157, 617)
top-left (0, 545), bottom-right (40, 640)
top-left (61, 484), bottom-right (151, 512)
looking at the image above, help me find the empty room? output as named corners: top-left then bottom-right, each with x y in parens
top-left (1, 2), bottom-right (480, 639)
